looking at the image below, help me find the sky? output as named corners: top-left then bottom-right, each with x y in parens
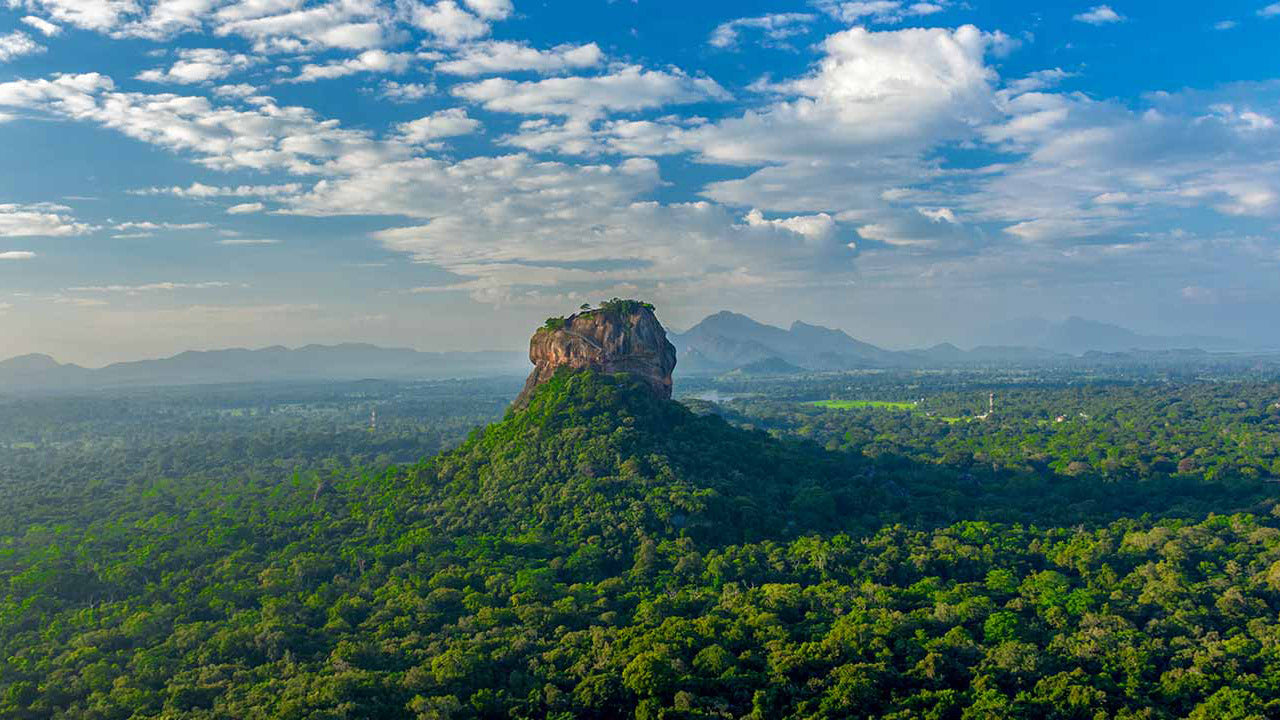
top-left (0, 0), bottom-right (1279, 365)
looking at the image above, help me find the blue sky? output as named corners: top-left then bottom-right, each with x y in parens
top-left (1, 0), bottom-right (1278, 364)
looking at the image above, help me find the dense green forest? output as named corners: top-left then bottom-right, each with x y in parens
top-left (4, 370), bottom-right (1280, 718)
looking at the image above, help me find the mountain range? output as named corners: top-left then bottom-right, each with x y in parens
top-left (0, 312), bottom-right (1255, 391)
top-left (0, 344), bottom-right (527, 392)
top-left (666, 311), bottom-right (1256, 374)
top-left (978, 315), bottom-right (1248, 354)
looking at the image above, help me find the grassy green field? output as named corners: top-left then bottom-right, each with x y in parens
top-left (807, 398), bottom-right (973, 423)
top-left (806, 399), bottom-right (917, 410)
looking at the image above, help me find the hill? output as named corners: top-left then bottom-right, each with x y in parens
top-left (0, 344), bottom-right (526, 392)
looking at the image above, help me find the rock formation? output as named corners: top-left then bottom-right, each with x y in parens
top-left (514, 301), bottom-right (677, 408)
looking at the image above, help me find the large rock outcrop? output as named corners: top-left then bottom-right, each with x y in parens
top-left (514, 302), bottom-right (677, 408)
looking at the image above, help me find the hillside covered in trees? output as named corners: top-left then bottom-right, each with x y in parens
top-left (4, 368), bottom-right (1280, 719)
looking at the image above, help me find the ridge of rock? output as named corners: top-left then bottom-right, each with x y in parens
top-left (513, 302), bottom-right (677, 408)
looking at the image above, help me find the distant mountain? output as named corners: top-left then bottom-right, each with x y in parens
top-left (670, 311), bottom-right (900, 372)
top-left (726, 356), bottom-right (808, 376)
top-left (0, 343), bottom-right (527, 392)
top-left (982, 316), bottom-right (1246, 354)
top-left (670, 312), bottom-right (1076, 372)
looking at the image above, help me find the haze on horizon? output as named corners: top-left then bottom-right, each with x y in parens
top-left (1, 0), bottom-right (1279, 366)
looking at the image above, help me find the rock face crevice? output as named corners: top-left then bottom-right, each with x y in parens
top-left (514, 305), bottom-right (677, 408)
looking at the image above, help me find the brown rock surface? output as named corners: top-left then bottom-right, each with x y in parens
top-left (513, 304), bottom-right (677, 408)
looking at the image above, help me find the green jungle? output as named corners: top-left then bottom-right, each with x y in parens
top-left (5, 360), bottom-right (1280, 719)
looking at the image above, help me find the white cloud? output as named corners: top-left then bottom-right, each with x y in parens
top-left (1074, 5), bottom-right (1125, 24)
top-left (212, 0), bottom-right (394, 53)
top-left (217, 237), bottom-right (279, 245)
top-left (136, 48), bottom-right (255, 84)
top-left (0, 251), bottom-right (36, 260)
top-left (226, 202), bottom-right (265, 214)
top-left (0, 73), bottom-right (410, 175)
top-left (742, 208), bottom-right (837, 240)
top-left (68, 281), bottom-right (234, 293)
top-left (1006, 68), bottom-right (1073, 94)
top-left (7, 0), bottom-right (137, 33)
top-left (436, 41), bottom-right (603, 76)
top-left (112, 221), bottom-right (212, 230)
top-left (709, 13), bottom-right (815, 50)
top-left (453, 65), bottom-right (729, 119)
top-left (1213, 20), bottom-right (1237, 30)
top-left (0, 203), bottom-right (94, 237)
top-left (132, 182), bottom-right (304, 198)
top-left (684, 25), bottom-right (1007, 167)
top-left (395, 108), bottom-right (481, 144)
top-left (289, 49), bottom-right (414, 82)
top-left (213, 83), bottom-right (260, 98)
top-left (1259, 3), bottom-right (1280, 17)
top-left (269, 152), bottom-right (860, 304)
top-left (402, 0), bottom-right (490, 45)
top-left (969, 84), bottom-right (1280, 242)
top-left (815, 1), bottom-right (947, 24)
top-left (20, 15), bottom-right (62, 36)
top-left (917, 207), bottom-right (957, 223)
top-left (0, 31), bottom-right (45, 62)
top-left (376, 79), bottom-right (434, 101)
top-left (460, 0), bottom-right (511, 20)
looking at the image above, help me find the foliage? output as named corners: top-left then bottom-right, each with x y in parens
top-left (3, 369), bottom-right (1280, 718)
top-left (597, 298), bottom-right (655, 316)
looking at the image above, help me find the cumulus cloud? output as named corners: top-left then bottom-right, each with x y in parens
top-left (1259, 3), bottom-right (1280, 17)
top-left (0, 73), bottom-right (410, 174)
top-left (1074, 5), bottom-right (1125, 24)
top-left (20, 15), bottom-right (62, 36)
top-left (0, 251), bottom-right (36, 260)
top-left (661, 24), bottom-right (1009, 178)
top-left (917, 207), bottom-right (957, 223)
top-left (7, 0), bottom-right (137, 33)
top-left (261, 152), bottom-right (858, 304)
top-left (453, 65), bottom-right (729, 119)
top-left (132, 182), bottom-right (305, 198)
top-left (0, 31), bottom-right (45, 62)
top-left (112, 221), bottom-right (212, 231)
top-left (394, 108), bottom-right (481, 144)
top-left (742, 209), bottom-right (837, 241)
top-left (136, 48), bottom-right (256, 84)
top-left (708, 13), bottom-right (815, 50)
top-left (211, 0), bottom-right (394, 52)
top-left (288, 49), bottom-right (414, 82)
top-left (437, 41), bottom-right (603, 76)
top-left (402, 0), bottom-right (490, 45)
top-left (68, 281), bottom-right (234, 293)
top-left (376, 79), bottom-right (434, 101)
top-left (10, 0), bottom-right (389, 47)
top-left (815, 0), bottom-right (947, 24)
top-left (460, 0), bottom-right (511, 20)
top-left (0, 203), bottom-right (94, 237)
top-left (965, 82), bottom-right (1280, 244)
top-left (226, 202), bottom-right (265, 214)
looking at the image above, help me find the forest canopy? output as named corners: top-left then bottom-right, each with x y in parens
top-left (2, 370), bottom-right (1280, 718)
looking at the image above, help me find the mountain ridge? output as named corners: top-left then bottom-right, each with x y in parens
top-left (1, 312), bottom-right (1258, 391)
top-left (0, 343), bottom-right (527, 392)
top-left (670, 311), bottom-right (1254, 374)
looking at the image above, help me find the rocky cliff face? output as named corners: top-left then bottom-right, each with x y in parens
top-left (514, 305), bottom-right (677, 408)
